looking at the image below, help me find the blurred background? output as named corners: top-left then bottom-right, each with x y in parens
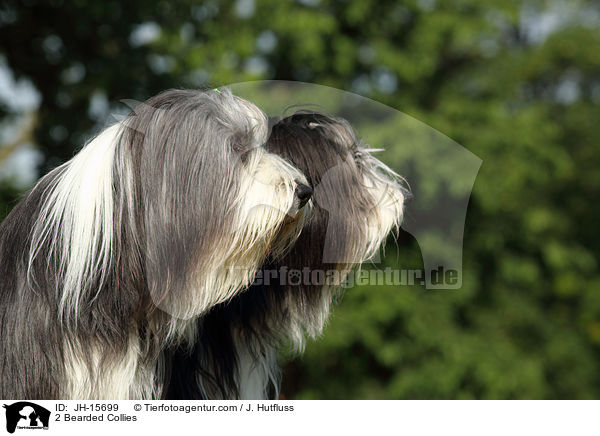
top-left (1, 0), bottom-right (599, 399)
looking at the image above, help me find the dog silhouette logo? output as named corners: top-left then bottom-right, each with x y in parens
top-left (2, 402), bottom-right (50, 433)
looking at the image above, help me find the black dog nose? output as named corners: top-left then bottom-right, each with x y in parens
top-left (295, 183), bottom-right (313, 209)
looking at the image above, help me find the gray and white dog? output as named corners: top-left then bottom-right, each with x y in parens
top-left (0, 89), bottom-right (312, 399)
top-left (166, 112), bottom-right (409, 399)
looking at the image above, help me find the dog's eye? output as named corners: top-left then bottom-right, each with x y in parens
top-left (229, 130), bottom-right (252, 154)
top-left (232, 142), bottom-right (246, 152)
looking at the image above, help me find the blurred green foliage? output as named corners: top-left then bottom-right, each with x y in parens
top-left (1, 0), bottom-right (599, 398)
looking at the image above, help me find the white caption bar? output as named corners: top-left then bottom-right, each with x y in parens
top-left (0, 400), bottom-right (597, 436)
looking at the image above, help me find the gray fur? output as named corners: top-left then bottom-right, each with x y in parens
top-left (0, 88), bottom-right (308, 399)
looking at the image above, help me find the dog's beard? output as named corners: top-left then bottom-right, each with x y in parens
top-left (147, 145), bottom-right (308, 326)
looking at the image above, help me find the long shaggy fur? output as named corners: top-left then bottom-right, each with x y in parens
top-left (166, 112), bottom-right (408, 400)
top-left (0, 89), bottom-right (309, 399)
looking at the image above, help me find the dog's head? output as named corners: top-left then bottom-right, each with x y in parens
top-left (268, 112), bottom-right (407, 264)
top-left (117, 89), bottom-right (311, 320)
top-left (28, 89), bottom-right (311, 327)
top-left (257, 111), bottom-right (408, 340)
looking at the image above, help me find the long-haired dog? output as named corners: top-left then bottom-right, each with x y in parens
top-left (166, 112), bottom-right (409, 399)
top-left (0, 89), bottom-right (312, 399)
